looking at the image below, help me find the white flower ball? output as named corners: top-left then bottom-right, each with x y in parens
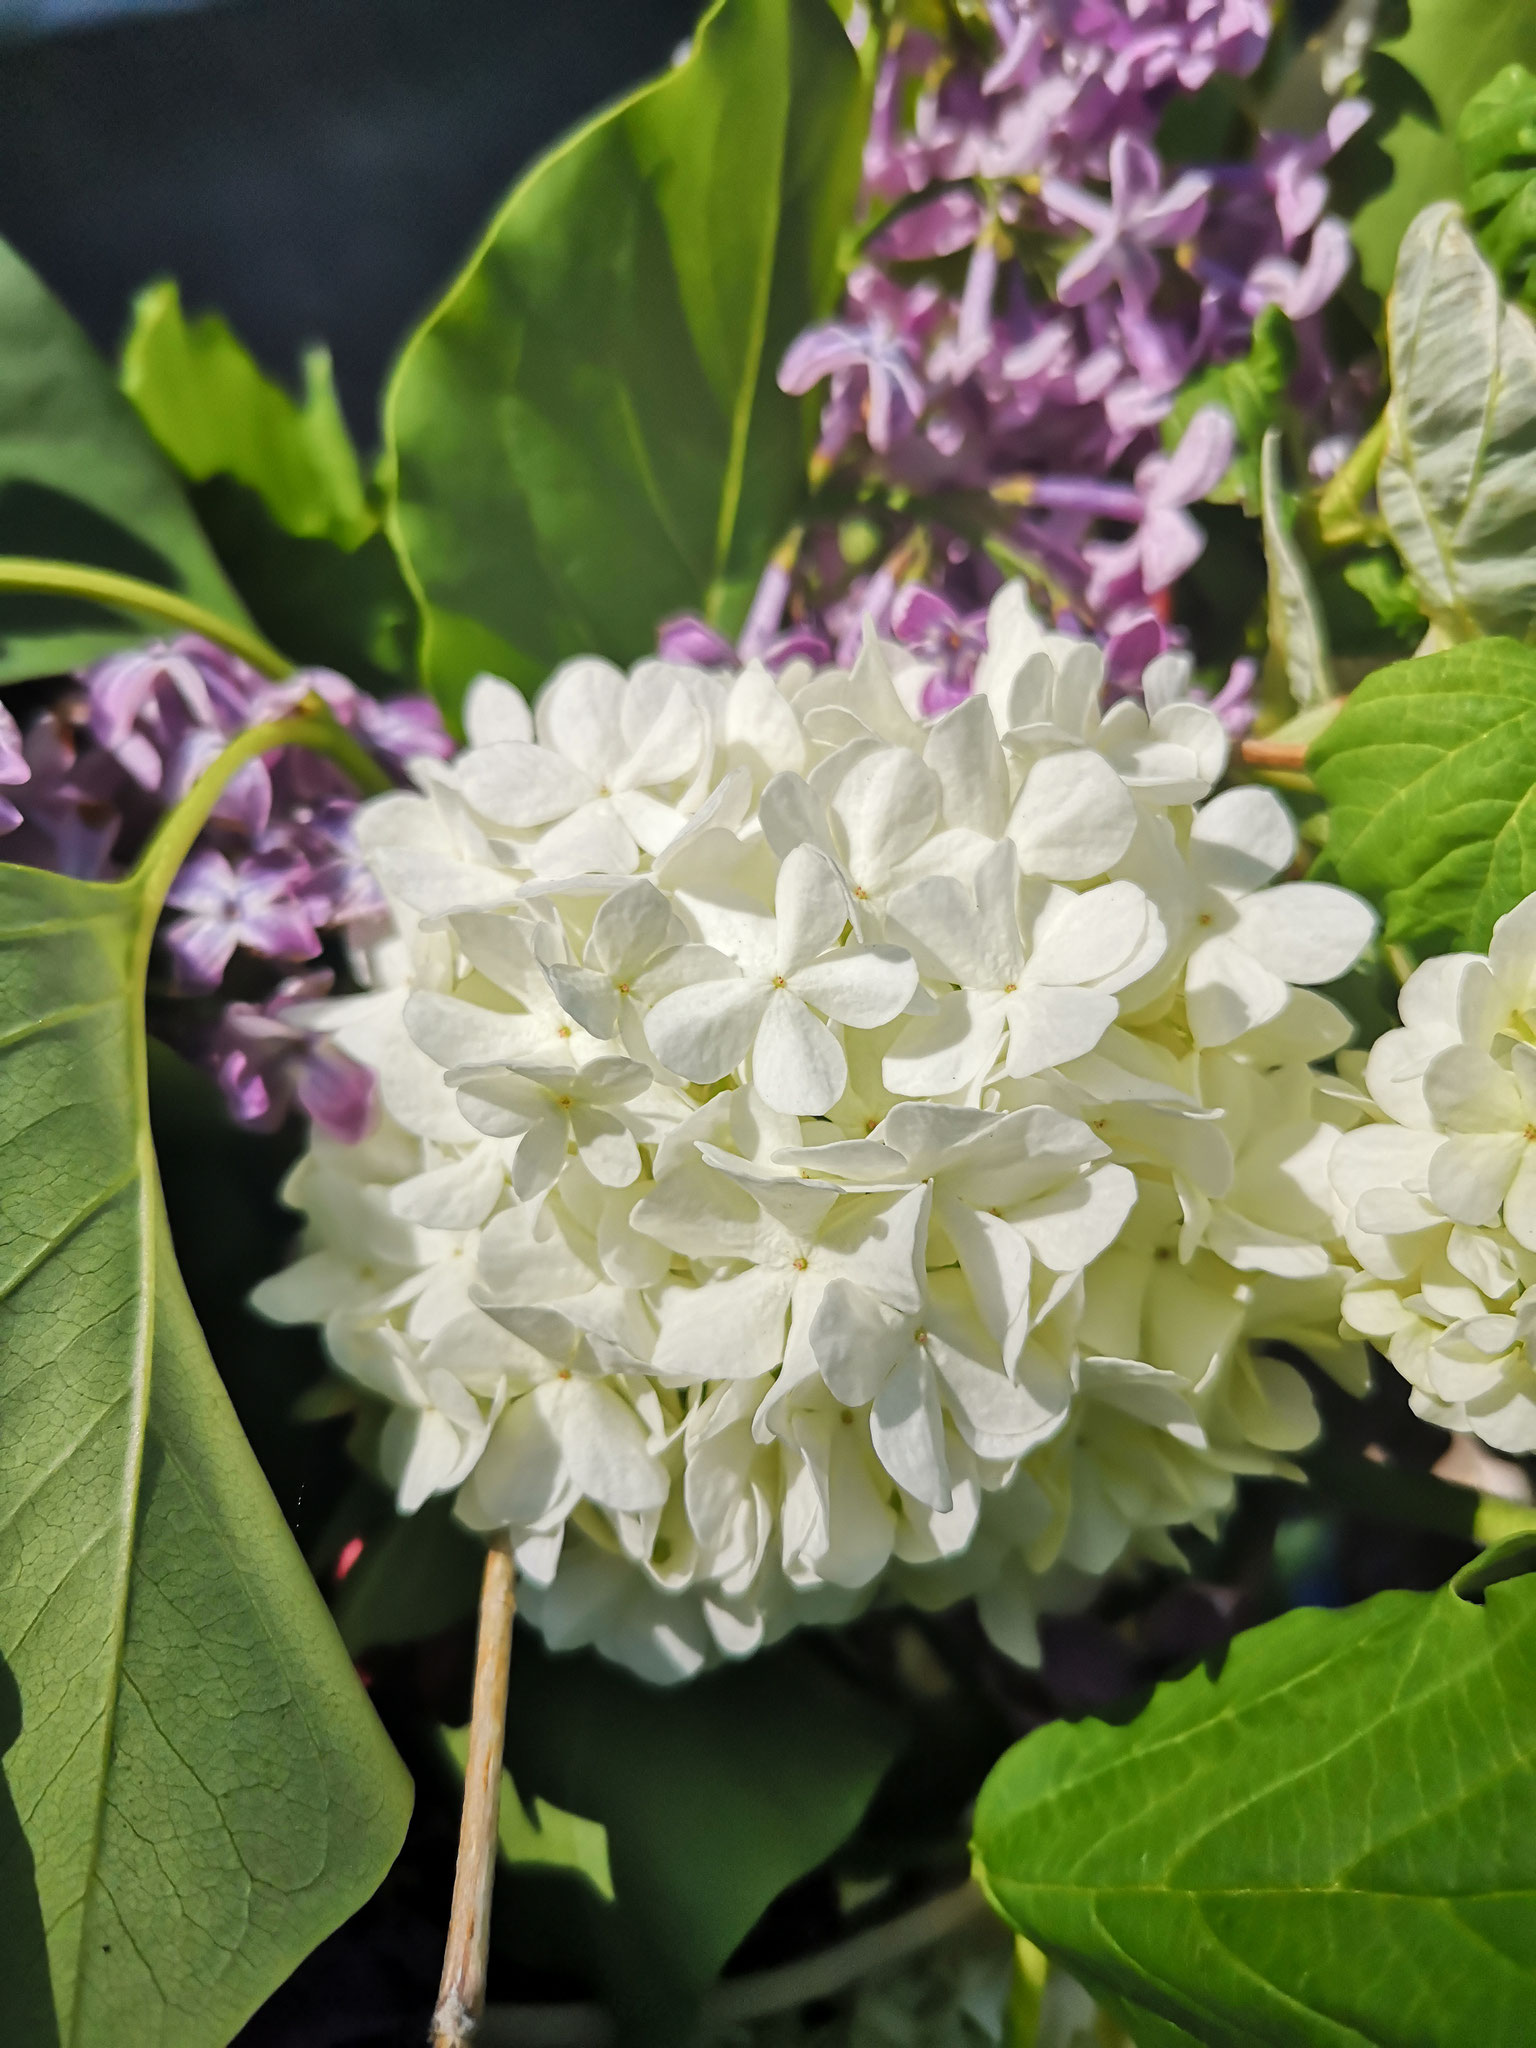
top-left (254, 584), bottom-right (1375, 1682)
top-left (1332, 894), bottom-right (1536, 1452)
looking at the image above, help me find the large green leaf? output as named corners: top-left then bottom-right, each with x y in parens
top-left (0, 739), bottom-right (410, 2043)
top-left (972, 1570), bottom-right (1536, 2047)
top-left (1377, 203), bottom-right (1536, 641)
top-left (503, 1632), bottom-right (904, 2044)
top-left (121, 284), bottom-right (417, 689)
top-left (384, 0), bottom-right (866, 711)
top-left (1352, 0), bottom-right (1536, 297)
top-left (1308, 635), bottom-right (1536, 953)
top-left (0, 240), bottom-right (249, 684)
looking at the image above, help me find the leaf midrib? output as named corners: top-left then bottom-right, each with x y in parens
top-left (61, 882), bottom-right (155, 2047)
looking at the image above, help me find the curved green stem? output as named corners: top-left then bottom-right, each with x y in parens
top-left (131, 711), bottom-right (392, 942)
top-left (0, 557), bottom-right (293, 678)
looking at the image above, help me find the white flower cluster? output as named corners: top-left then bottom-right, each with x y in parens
top-left (254, 584), bottom-right (1374, 1682)
top-left (1332, 895), bottom-right (1536, 1452)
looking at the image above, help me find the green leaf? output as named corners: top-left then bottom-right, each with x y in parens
top-left (0, 241), bottom-right (250, 684)
top-left (1309, 636), bottom-right (1536, 952)
top-left (1377, 203), bottom-right (1536, 641)
top-left (122, 282), bottom-right (371, 548)
top-left (972, 1572), bottom-right (1536, 2047)
top-left (384, 0), bottom-right (866, 712)
top-left (1162, 307), bottom-right (1295, 511)
top-left (504, 1632), bottom-right (905, 2044)
top-left (1339, 550), bottom-right (1423, 632)
top-left (121, 284), bottom-right (417, 688)
top-left (0, 737), bottom-right (411, 2043)
top-left (1352, 0), bottom-right (1536, 296)
top-left (1460, 64), bottom-right (1536, 308)
top-left (1259, 428), bottom-right (1332, 709)
top-left (440, 1726), bottom-right (614, 1902)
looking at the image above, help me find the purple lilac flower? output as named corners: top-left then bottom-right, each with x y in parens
top-left (164, 847), bottom-right (322, 990)
top-left (0, 700), bottom-right (28, 834)
top-left (3, 634), bottom-right (451, 1142)
top-left (212, 972), bottom-right (377, 1142)
top-left (665, 1), bottom-right (1368, 711)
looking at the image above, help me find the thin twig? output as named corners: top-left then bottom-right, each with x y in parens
top-left (432, 1538), bottom-right (517, 2048)
top-left (1239, 737), bottom-right (1309, 772)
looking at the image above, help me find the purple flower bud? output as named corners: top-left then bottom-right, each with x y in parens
top-left (212, 972), bottom-right (377, 1141)
top-left (0, 699), bottom-right (28, 834)
top-left (164, 847), bottom-right (322, 990)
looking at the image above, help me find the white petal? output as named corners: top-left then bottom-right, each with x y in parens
top-left (1185, 933), bottom-right (1290, 1047)
top-left (789, 943), bottom-right (919, 1028)
top-left (457, 741), bottom-right (590, 828)
top-left (1231, 882), bottom-right (1375, 985)
top-left (1423, 1046), bottom-right (1524, 1134)
top-left (651, 1266), bottom-right (795, 1383)
top-left (588, 880), bottom-right (679, 979)
top-left (570, 1105), bottom-right (641, 1187)
top-left (1002, 986), bottom-right (1118, 1076)
top-left (774, 844), bottom-right (852, 976)
top-left (1008, 749), bottom-right (1136, 881)
top-left (528, 801), bottom-right (639, 878)
top-left (457, 1395), bottom-right (576, 1530)
top-left (534, 656), bottom-right (629, 780)
top-left (463, 673), bottom-right (533, 748)
top-left (808, 1280), bottom-right (909, 1404)
top-left (542, 962), bottom-right (620, 1040)
top-left (547, 1377), bottom-right (668, 1511)
top-left (923, 696), bottom-right (1010, 836)
top-left (1027, 879), bottom-right (1150, 987)
top-left (1014, 1161), bottom-right (1137, 1271)
top-left (390, 1148), bottom-right (505, 1230)
top-left (871, 1353), bottom-right (952, 1511)
top-left (1429, 1132), bottom-right (1525, 1225)
top-left (645, 974), bottom-right (767, 1082)
top-left (830, 746), bottom-right (941, 889)
top-left (1188, 784), bottom-right (1296, 893)
top-left (883, 991), bottom-right (1008, 1097)
top-left (753, 989), bottom-right (847, 1116)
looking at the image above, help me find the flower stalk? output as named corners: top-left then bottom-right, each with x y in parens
top-left (432, 1538), bottom-right (517, 2048)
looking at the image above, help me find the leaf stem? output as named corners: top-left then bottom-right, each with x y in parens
top-left (433, 1538), bottom-right (517, 2048)
top-left (130, 710), bottom-right (392, 932)
top-left (0, 556), bottom-right (293, 677)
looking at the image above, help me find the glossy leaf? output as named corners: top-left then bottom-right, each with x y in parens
top-left (122, 281), bottom-right (372, 548)
top-left (1352, 0), bottom-right (1536, 296)
top-left (1259, 427), bottom-right (1332, 709)
top-left (385, 0), bottom-right (865, 711)
top-left (0, 768), bottom-right (410, 2042)
top-left (0, 239), bottom-right (248, 683)
top-left (1460, 63), bottom-right (1536, 308)
top-left (1309, 636), bottom-right (1536, 953)
top-left (121, 284), bottom-right (417, 688)
top-left (440, 1726), bottom-right (614, 1902)
top-left (1377, 204), bottom-right (1536, 641)
top-left (973, 1571), bottom-right (1536, 2047)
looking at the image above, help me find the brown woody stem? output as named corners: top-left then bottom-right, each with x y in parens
top-left (432, 1539), bottom-right (517, 2048)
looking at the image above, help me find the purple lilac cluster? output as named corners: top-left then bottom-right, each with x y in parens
top-left (0, 639), bottom-right (452, 1139)
top-left (664, 0), bottom-right (1368, 723)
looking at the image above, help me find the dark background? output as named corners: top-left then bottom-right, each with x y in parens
top-left (0, 0), bottom-right (700, 444)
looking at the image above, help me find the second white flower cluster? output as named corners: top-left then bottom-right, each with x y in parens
top-left (256, 585), bottom-right (1376, 1681)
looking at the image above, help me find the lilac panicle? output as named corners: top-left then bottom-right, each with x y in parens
top-left (1, 634), bottom-right (452, 1140)
top-left (667, 0), bottom-right (1368, 710)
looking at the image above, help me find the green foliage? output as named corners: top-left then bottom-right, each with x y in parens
top-left (0, 239), bottom-right (248, 683)
top-left (384, 0), bottom-right (866, 713)
top-left (121, 283), bottom-right (417, 688)
top-left (1339, 549), bottom-right (1422, 634)
top-left (0, 740), bottom-right (410, 2045)
top-left (440, 1725), bottom-right (614, 1902)
top-left (1310, 638), bottom-right (1536, 953)
top-left (1377, 203), bottom-right (1536, 643)
top-left (972, 1568), bottom-right (1536, 2047)
top-left (1460, 63), bottom-right (1536, 309)
top-left (332, 1495), bottom-right (483, 1656)
top-left (1352, 0), bottom-right (1536, 296)
top-left (1259, 427), bottom-right (1332, 709)
top-left (504, 1632), bottom-right (905, 2044)
top-left (1162, 307), bottom-right (1295, 512)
